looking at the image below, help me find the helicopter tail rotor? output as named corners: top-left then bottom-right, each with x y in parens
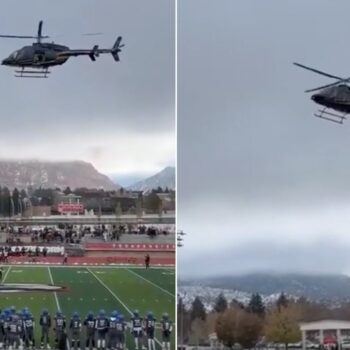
top-left (111, 36), bottom-right (124, 62)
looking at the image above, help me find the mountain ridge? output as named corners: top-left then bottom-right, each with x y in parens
top-left (179, 272), bottom-right (350, 302)
top-left (0, 159), bottom-right (119, 190)
top-left (127, 166), bottom-right (175, 191)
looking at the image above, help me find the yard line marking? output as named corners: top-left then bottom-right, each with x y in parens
top-left (48, 267), bottom-right (70, 350)
top-left (3, 266), bottom-right (11, 282)
top-left (87, 268), bottom-right (133, 315)
top-left (86, 268), bottom-right (163, 348)
top-left (125, 268), bottom-right (175, 298)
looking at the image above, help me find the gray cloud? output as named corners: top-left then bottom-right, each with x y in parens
top-left (178, 0), bottom-right (350, 276)
top-left (178, 238), bottom-right (350, 279)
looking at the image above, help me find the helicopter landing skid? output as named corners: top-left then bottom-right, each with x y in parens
top-left (14, 68), bottom-right (50, 78)
top-left (314, 108), bottom-right (347, 124)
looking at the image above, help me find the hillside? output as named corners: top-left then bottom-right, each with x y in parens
top-left (179, 273), bottom-right (350, 307)
top-left (128, 166), bottom-right (175, 191)
top-left (0, 160), bottom-right (119, 190)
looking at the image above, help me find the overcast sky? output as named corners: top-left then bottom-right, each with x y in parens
top-left (178, 0), bottom-right (350, 277)
top-left (0, 0), bottom-right (174, 181)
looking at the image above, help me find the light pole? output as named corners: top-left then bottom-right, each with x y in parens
top-left (177, 230), bottom-right (186, 247)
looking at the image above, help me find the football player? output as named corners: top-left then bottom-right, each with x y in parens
top-left (39, 309), bottom-right (51, 349)
top-left (70, 311), bottom-right (82, 350)
top-left (7, 313), bottom-right (22, 350)
top-left (0, 311), bottom-right (5, 350)
top-left (23, 310), bottom-right (35, 349)
top-left (53, 311), bottom-right (66, 349)
top-left (83, 311), bottom-right (95, 350)
top-left (131, 310), bottom-right (143, 350)
top-left (160, 313), bottom-right (172, 350)
top-left (116, 314), bottom-right (126, 350)
top-left (144, 312), bottom-right (156, 350)
top-left (95, 309), bottom-right (108, 350)
top-left (107, 311), bottom-right (118, 350)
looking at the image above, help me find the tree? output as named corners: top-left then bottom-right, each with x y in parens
top-left (136, 197), bottom-right (143, 217)
top-left (277, 293), bottom-right (289, 310)
top-left (231, 299), bottom-right (245, 310)
top-left (191, 318), bottom-right (208, 346)
top-left (2, 187), bottom-right (11, 217)
top-left (216, 307), bottom-right (239, 348)
top-left (265, 304), bottom-right (302, 349)
top-left (177, 297), bottom-right (191, 345)
top-left (248, 293), bottom-right (265, 317)
top-left (214, 293), bottom-right (228, 313)
top-left (144, 192), bottom-right (162, 213)
top-left (236, 312), bottom-right (263, 348)
top-left (63, 186), bottom-right (72, 195)
top-left (115, 202), bottom-right (122, 216)
top-left (191, 296), bottom-right (206, 321)
top-left (12, 188), bottom-right (19, 215)
top-left (216, 307), bottom-right (262, 349)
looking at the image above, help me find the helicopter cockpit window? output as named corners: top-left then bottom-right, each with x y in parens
top-left (10, 51), bottom-right (18, 59)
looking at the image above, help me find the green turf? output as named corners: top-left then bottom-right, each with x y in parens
top-left (0, 265), bottom-right (175, 349)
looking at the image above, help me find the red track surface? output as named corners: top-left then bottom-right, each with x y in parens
top-left (6, 255), bottom-right (175, 266)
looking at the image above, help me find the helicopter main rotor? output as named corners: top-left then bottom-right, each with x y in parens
top-left (293, 62), bottom-right (350, 93)
top-left (0, 20), bottom-right (49, 43)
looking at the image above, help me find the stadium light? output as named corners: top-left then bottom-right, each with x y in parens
top-left (177, 230), bottom-right (186, 247)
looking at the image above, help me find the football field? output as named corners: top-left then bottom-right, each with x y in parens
top-left (0, 265), bottom-right (175, 349)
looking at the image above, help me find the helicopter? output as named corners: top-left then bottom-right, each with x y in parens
top-left (294, 62), bottom-right (350, 124)
top-left (0, 20), bottom-right (124, 78)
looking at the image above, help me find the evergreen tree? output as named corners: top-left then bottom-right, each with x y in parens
top-left (144, 192), bottom-right (162, 213)
top-left (231, 299), bottom-right (245, 310)
top-left (2, 187), bottom-right (11, 217)
top-left (214, 293), bottom-right (228, 313)
top-left (63, 186), bottom-right (72, 195)
top-left (115, 202), bottom-right (122, 216)
top-left (277, 292), bottom-right (289, 310)
top-left (12, 188), bottom-right (19, 215)
top-left (190, 296), bottom-right (206, 321)
top-left (0, 186), bottom-right (3, 216)
top-left (248, 293), bottom-right (265, 317)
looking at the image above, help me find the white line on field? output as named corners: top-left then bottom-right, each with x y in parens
top-left (125, 268), bottom-right (175, 298)
top-left (86, 268), bottom-right (163, 348)
top-left (87, 268), bottom-right (133, 315)
top-left (3, 265), bottom-right (11, 282)
top-left (47, 267), bottom-right (70, 350)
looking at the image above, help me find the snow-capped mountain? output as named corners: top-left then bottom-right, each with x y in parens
top-left (0, 160), bottom-right (119, 190)
top-left (178, 285), bottom-right (286, 311)
top-left (178, 273), bottom-right (350, 309)
top-left (128, 166), bottom-right (175, 191)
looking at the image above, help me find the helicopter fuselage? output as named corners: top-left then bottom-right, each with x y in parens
top-left (1, 42), bottom-right (70, 68)
top-left (311, 84), bottom-right (350, 114)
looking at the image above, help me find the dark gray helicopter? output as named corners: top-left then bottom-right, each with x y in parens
top-left (294, 62), bottom-right (350, 124)
top-left (0, 20), bottom-right (124, 78)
